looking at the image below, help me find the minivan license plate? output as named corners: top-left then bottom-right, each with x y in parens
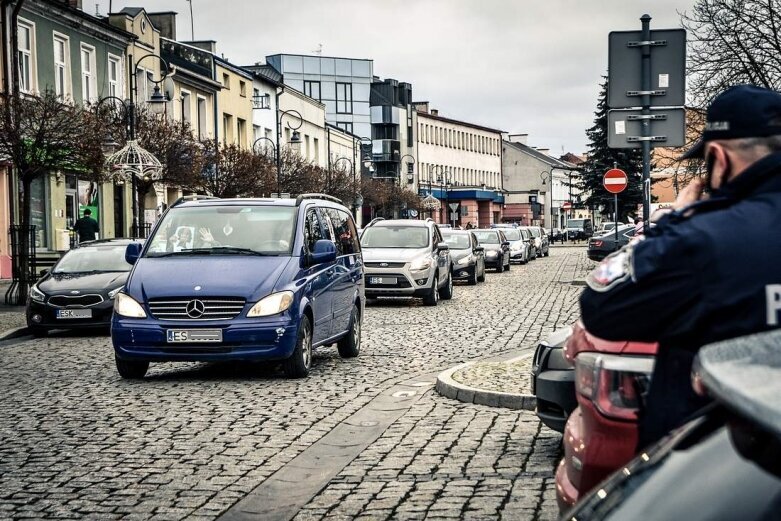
top-left (56, 309), bottom-right (92, 319)
top-left (166, 329), bottom-right (223, 343)
top-left (369, 277), bottom-right (396, 285)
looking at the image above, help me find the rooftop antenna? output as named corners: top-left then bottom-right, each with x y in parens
top-left (95, 3), bottom-right (100, 16)
top-left (313, 43), bottom-right (323, 56)
top-left (185, 0), bottom-right (195, 40)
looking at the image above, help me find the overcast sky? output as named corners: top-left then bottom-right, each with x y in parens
top-left (100, 0), bottom-right (695, 155)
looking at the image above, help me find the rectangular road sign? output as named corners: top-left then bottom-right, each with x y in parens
top-left (608, 29), bottom-right (686, 108)
top-left (607, 108), bottom-right (686, 149)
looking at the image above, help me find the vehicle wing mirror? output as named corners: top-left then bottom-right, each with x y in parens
top-left (310, 239), bottom-right (337, 265)
top-left (436, 242), bottom-right (449, 252)
top-left (501, 241), bottom-right (510, 247)
top-left (125, 242), bottom-right (142, 265)
top-left (474, 246), bottom-right (484, 253)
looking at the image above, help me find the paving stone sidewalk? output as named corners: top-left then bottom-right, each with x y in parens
top-left (451, 357), bottom-right (533, 397)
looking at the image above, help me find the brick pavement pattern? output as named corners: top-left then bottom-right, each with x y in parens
top-left (0, 249), bottom-right (593, 520)
top-left (450, 357), bottom-right (534, 396)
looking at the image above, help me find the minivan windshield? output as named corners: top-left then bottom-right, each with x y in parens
top-left (361, 225), bottom-right (430, 249)
top-left (568, 219), bottom-right (586, 229)
top-left (503, 229), bottom-right (521, 241)
top-left (472, 231), bottom-right (500, 244)
top-left (145, 205), bottom-right (297, 257)
top-left (441, 232), bottom-right (471, 250)
top-left (54, 245), bottom-right (132, 273)
top-left (529, 228), bottom-right (541, 237)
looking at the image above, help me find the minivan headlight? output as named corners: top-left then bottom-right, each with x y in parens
top-left (248, 291), bottom-right (294, 317)
top-left (114, 292), bottom-right (147, 318)
top-left (30, 284), bottom-right (45, 303)
top-left (409, 258), bottom-right (432, 271)
top-left (486, 250), bottom-right (498, 257)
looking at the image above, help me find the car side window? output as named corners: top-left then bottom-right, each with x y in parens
top-left (337, 209), bottom-right (361, 254)
top-left (304, 208), bottom-right (325, 253)
top-left (319, 208), bottom-right (339, 253)
top-left (323, 208), bottom-right (360, 256)
top-left (433, 227), bottom-right (443, 248)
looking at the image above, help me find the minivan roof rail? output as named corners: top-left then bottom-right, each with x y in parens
top-left (172, 194), bottom-right (218, 207)
top-left (365, 217), bottom-right (385, 228)
top-left (295, 193), bottom-right (344, 206)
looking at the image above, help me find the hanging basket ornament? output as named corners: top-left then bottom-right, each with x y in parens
top-left (421, 194), bottom-right (441, 210)
top-left (106, 139), bottom-right (163, 182)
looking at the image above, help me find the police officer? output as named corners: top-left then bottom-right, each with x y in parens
top-left (580, 85), bottom-right (781, 447)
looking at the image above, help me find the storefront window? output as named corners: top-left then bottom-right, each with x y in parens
top-left (29, 176), bottom-right (48, 249)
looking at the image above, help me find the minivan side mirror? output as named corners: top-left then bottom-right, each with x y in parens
top-left (436, 242), bottom-right (449, 252)
top-left (310, 239), bottom-right (337, 265)
top-left (125, 242), bottom-right (142, 265)
top-left (474, 246), bottom-right (484, 253)
top-left (501, 241), bottom-right (510, 247)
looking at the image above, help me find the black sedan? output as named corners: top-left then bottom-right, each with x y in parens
top-left (564, 330), bottom-right (781, 521)
top-left (26, 239), bottom-right (142, 336)
top-left (531, 325), bottom-right (576, 432)
top-left (587, 225), bottom-right (637, 261)
top-left (472, 229), bottom-right (511, 272)
top-left (441, 230), bottom-right (486, 285)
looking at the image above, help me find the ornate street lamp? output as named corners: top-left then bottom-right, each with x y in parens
top-left (275, 109), bottom-right (303, 197)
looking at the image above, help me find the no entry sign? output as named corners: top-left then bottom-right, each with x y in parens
top-left (603, 168), bottom-right (628, 194)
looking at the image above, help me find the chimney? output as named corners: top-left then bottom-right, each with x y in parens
top-left (67, 0), bottom-right (83, 10)
top-left (186, 40), bottom-right (218, 54)
top-left (412, 101), bottom-right (429, 114)
top-left (148, 12), bottom-right (177, 40)
top-left (507, 133), bottom-right (528, 145)
top-left (430, 109), bottom-right (439, 116)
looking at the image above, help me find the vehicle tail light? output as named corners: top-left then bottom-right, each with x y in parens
top-left (591, 240), bottom-right (603, 247)
top-left (574, 353), bottom-right (655, 421)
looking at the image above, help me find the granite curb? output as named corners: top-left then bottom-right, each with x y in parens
top-left (0, 326), bottom-right (30, 342)
top-left (435, 353), bottom-right (537, 411)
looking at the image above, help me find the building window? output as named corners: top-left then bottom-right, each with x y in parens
top-left (222, 73), bottom-right (230, 89)
top-left (108, 54), bottom-right (121, 98)
top-left (336, 122), bottom-right (353, 133)
top-left (181, 91), bottom-right (192, 126)
top-left (80, 44), bottom-right (96, 102)
top-left (223, 113), bottom-right (233, 143)
top-left (239, 80), bottom-right (246, 97)
top-left (336, 82), bottom-right (352, 114)
top-left (53, 33), bottom-right (70, 99)
top-left (237, 118), bottom-right (247, 146)
top-left (313, 137), bottom-right (319, 163)
top-left (17, 20), bottom-right (35, 94)
top-left (197, 96), bottom-right (207, 139)
top-left (304, 80), bottom-right (321, 101)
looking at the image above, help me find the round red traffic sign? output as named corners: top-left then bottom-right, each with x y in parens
top-left (603, 168), bottom-right (628, 194)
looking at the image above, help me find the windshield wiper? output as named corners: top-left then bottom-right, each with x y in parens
top-left (148, 247), bottom-right (269, 257)
top-left (207, 247), bottom-right (270, 256)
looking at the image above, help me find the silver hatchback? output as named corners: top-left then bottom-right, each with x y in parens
top-left (360, 219), bottom-right (453, 306)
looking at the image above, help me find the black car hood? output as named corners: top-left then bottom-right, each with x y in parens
top-left (480, 243), bottom-right (503, 252)
top-left (449, 249), bottom-right (472, 262)
top-left (39, 271), bottom-right (128, 294)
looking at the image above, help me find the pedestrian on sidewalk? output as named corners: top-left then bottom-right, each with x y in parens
top-left (73, 209), bottom-right (100, 243)
top-left (579, 85), bottom-right (781, 448)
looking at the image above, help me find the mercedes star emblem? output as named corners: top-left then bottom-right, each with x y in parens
top-left (185, 299), bottom-right (206, 319)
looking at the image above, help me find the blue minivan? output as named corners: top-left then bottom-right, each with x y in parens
top-left (111, 194), bottom-right (364, 379)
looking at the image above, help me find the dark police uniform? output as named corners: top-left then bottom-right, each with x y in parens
top-left (580, 86), bottom-right (781, 447)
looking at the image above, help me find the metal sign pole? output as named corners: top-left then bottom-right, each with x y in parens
top-left (614, 193), bottom-right (619, 249)
top-left (640, 14), bottom-right (652, 227)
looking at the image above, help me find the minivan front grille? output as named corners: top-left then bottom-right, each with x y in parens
top-left (365, 262), bottom-right (406, 268)
top-left (148, 297), bottom-right (246, 321)
top-left (48, 294), bottom-right (104, 307)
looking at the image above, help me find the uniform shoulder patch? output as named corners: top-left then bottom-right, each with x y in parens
top-left (586, 245), bottom-right (635, 293)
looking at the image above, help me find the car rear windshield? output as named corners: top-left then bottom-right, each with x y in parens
top-left (54, 245), bottom-right (132, 273)
top-left (503, 229), bottom-right (521, 241)
top-left (568, 219), bottom-right (586, 229)
top-left (145, 205), bottom-right (297, 257)
top-left (442, 232), bottom-right (471, 249)
top-left (472, 231), bottom-right (500, 244)
top-left (529, 228), bottom-right (541, 237)
top-left (361, 226), bottom-right (430, 248)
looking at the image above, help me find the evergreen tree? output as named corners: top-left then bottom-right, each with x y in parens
top-left (578, 78), bottom-right (644, 221)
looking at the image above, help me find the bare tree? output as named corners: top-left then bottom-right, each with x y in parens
top-left (682, 0), bottom-right (781, 106)
top-left (0, 90), bottom-right (106, 301)
top-left (201, 140), bottom-right (273, 198)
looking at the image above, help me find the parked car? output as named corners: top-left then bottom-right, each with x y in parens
top-left (587, 225), bottom-right (637, 261)
top-left (472, 229), bottom-right (511, 272)
top-left (597, 221), bottom-right (625, 234)
top-left (557, 322), bottom-right (658, 510)
top-left (26, 239), bottom-right (143, 337)
top-left (502, 227), bottom-right (532, 264)
top-left (361, 218), bottom-right (453, 306)
top-left (111, 194), bottom-right (364, 380)
top-left (563, 330), bottom-right (781, 521)
top-left (529, 226), bottom-right (550, 257)
top-left (550, 228), bottom-right (564, 243)
top-left (531, 324), bottom-right (576, 432)
top-left (441, 229), bottom-right (486, 285)
top-left (566, 218), bottom-right (594, 241)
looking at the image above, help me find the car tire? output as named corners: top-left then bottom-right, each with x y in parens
top-left (496, 260), bottom-right (504, 273)
top-left (477, 264), bottom-right (486, 282)
top-left (440, 271), bottom-right (454, 300)
top-left (337, 305), bottom-right (361, 358)
top-left (423, 272), bottom-right (439, 306)
top-left (504, 256), bottom-right (511, 271)
top-left (468, 267), bottom-right (478, 285)
top-left (115, 356), bottom-right (149, 379)
top-left (30, 326), bottom-right (47, 338)
top-left (283, 315), bottom-right (313, 378)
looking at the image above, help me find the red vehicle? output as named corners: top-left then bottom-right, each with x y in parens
top-left (555, 322), bottom-right (658, 510)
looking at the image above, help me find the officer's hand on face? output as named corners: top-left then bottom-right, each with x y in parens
top-left (673, 177), bottom-right (707, 213)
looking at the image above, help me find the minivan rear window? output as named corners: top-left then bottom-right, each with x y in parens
top-left (146, 206), bottom-right (297, 256)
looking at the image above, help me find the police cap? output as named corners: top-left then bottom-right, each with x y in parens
top-left (682, 85), bottom-right (781, 159)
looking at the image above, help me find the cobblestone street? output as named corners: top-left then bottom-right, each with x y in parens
top-left (0, 247), bottom-right (592, 520)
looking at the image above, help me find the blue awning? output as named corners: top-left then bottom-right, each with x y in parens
top-left (418, 188), bottom-right (504, 203)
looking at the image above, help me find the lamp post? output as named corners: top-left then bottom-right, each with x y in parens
top-left (539, 170), bottom-right (554, 238)
top-left (98, 53), bottom-right (169, 237)
top-left (430, 165), bottom-right (452, 226)
top-left (275, 109), bottom-right (303, 197)
top-left (332, 156), bottom-right (354, 201)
